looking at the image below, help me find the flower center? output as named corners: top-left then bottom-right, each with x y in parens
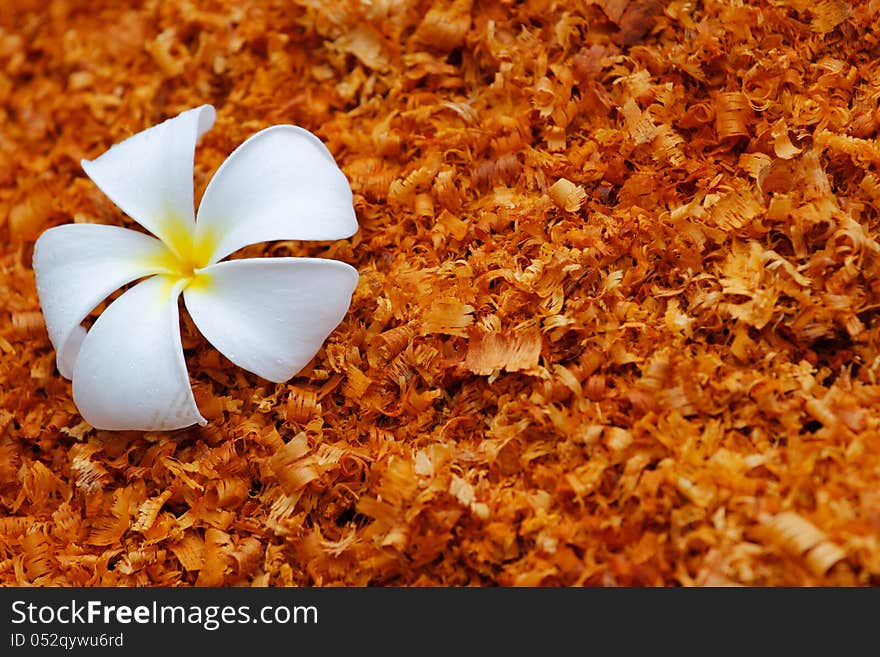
top-left (146, 217), bottom-right (217, 291)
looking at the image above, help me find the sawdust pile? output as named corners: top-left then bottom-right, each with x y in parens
top-left (2, 0), bottom-right (880, 586)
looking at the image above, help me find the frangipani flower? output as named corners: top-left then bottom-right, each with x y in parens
top-left (33, 105), bottom-right (359, 431)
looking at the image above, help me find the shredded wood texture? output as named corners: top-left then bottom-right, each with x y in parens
top-left (2, 0), bottom-right (880, 586)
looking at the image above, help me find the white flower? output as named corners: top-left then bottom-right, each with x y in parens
top-left (32, 105), bottom-right (359, 431)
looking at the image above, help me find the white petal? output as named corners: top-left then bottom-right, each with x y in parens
top-left (184, 257), bottom-right (358, 382)
top-left (194, 126), bottom-right (357, 265)
top-left (32, 224), bottom-right (179, 378)
top-left (81, 105), bottom-right (216, 258)
top-left (72, 276), bottom-right (205, 431)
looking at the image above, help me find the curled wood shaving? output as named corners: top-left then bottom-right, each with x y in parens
top-left (714, 91), bottom-right (752, 141)
top-left (132, 491), bottom-right (173, 533)
top-left (421, 301), bottom-right (474, 337)
top-left (464, 327), bottom-right (542, 376)
top-left (285, 386), bottom-right (320, 424)
top-left (10, 311), bottom-right (46, 340)
top-left (548, 178), bottom-right (587, 213)
top-left (269, 432), bottom-right (319, 494)
top-left (760, 512), bottom-right (847, 576)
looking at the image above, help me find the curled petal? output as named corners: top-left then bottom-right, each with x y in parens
top-left (184, 257), bottom-right (359, 382)
top-left (32, 224), bottom-right (178, 378)
top-left (194, 126), bottom-right (358, 265)
top-left (81, 105), bottom-right (216, 259)
top-left (72, 276), bottom-right (206, 431)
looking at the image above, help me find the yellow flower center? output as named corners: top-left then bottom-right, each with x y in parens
top-left (143, 216), bottom-right (217, 292)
